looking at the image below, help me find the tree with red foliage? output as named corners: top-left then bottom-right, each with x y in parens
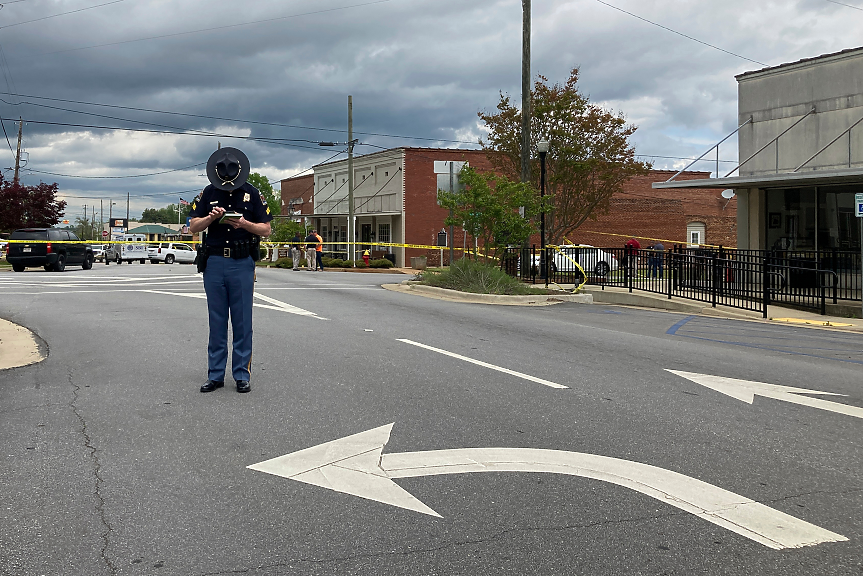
top-left (0, 174), bottom-right (66, 232)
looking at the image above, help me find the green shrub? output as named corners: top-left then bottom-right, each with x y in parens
top-left (369, 258), bottom-right (394, 268)
top-left (420, 258), bottom-right (549, 295)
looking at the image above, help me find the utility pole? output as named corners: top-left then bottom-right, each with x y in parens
top-left (520, 0), bottom-right (532, 276)
top-left (100, 199), bottom-right (103, 242)
top-left (13, 117), bottom-right (22, 184)
top-left (126, 191), bottom-right (130, 224)
top-left (348, 95), bottom-right (355, 267)
top-left (521, 0), bottom-right (531, 185)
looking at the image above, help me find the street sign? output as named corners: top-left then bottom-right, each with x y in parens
top-left (248, 423), bottom-right (847, 550)
top-left (856, 193), bottom-right (863, 217)
top-left (102, 231), bottom-right (108, 237)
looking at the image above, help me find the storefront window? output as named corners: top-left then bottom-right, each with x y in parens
top-left (766, 188), bottom-right (816, 250)
top-left (818, 185), bottom-right (862, 250)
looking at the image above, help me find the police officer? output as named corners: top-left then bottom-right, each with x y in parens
top-left (189, 147), bottom-right (272, 393)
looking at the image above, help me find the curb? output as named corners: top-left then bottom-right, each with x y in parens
top-left (581, 286), bottom-right (762, 320)
top-left (0, 318), bottom-right (47, 371)
top-left (382, 282), bottom-right (594, 306)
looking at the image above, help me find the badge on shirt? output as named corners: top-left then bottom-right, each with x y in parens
top-left (243, 193), bottom-right (250, 202)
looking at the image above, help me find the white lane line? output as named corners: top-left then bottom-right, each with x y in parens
top-left (140, 289), bottom-right (327, 319)
top-left (0, 280), bottom-right (202, 289)
top-left (253, 287), bottom-right (380, 290)
top-left (253, 292), bottom-right (327, 319)
top-left (396, 338), bottom-right (567, 389)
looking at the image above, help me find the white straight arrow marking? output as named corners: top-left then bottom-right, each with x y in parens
top-left (248, 424), bottom-right (846, 550)
top-left (397, 339), bottom-right (567, 389)
top-left (666, 370), bottom-right (863, 420)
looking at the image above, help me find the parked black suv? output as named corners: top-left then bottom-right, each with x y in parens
top-left (6, 228), bottom-right (94, 272)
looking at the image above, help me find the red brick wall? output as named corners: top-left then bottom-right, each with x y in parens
top-left (403, 148), bottom-right (497, 265)
top-left (279, 174), bottom-right (314, 218)
top-left (575, 171), bottom-right (736, 248)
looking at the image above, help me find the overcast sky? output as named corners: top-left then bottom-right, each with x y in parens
top-left (1, 0), bottom-right (861, 220)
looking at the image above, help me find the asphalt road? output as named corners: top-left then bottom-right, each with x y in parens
top-left (0, 263), bottom-right (861, 575)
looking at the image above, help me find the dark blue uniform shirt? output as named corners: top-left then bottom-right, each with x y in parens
top-left (189, 182), bottom-right (273, 247)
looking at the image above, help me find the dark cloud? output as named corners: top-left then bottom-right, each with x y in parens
top-left (0, 0), bottom-right (858, 218)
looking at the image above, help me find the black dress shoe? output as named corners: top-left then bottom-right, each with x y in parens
top-left (200, 380), bottom-right (224, 393)
top-left (236, 381), bottom-right (251, 393)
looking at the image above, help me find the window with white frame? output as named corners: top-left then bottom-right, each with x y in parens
top-left (378, 223), bottom-right (391, 252)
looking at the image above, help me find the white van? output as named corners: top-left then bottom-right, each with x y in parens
top-left (105, 234), bottom-right (149, 264)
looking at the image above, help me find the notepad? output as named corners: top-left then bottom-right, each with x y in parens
top-left (219, 212), bottom-right (242, 223)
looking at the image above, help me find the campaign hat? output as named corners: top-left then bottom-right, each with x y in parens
top-left (206, 147), bottom-right (250, 191)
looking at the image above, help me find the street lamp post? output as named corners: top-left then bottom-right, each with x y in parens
top-left (538, 140), bottom-right (549, 287)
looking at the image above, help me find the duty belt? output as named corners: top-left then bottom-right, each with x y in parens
top-left (206, 244), bottom-right (251, 259)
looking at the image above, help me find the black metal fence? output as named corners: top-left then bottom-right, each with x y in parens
top-left (501, 245), bottom-right (862, 317)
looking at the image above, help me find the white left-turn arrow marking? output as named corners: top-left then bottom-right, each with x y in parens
top-left (667, 370), bottom-right (863, 420)
top-left (248, 424), bottom-right (846, 550)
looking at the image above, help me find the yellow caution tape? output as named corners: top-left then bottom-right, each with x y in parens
top-left (572, 230), bottom-right (727, 249)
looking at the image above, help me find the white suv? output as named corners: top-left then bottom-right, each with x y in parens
top-left (148, 242), bottom-right (197, 264)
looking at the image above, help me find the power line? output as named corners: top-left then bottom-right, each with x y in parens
top-left (0, 0), bottom-right (126, 30)
top-left (0, 117), bottom-right (331, 151)
top-left (593, 0), bottom-right (769, 67)
top-left (824, 0), bottom-right (863, 9)
top-left (43, 0), bottom-right (396, 55)
top-left (24, 161), bottom-right (205, 179)
top-left (0, 98), bottom-right (326, 144)
top-left (57, 188), bottom-right (202, 200)
top-left (0, 91), bottom-right (476, 144)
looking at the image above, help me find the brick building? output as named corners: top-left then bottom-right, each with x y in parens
top-left (279, 174), bottom-right (314, 221)
top-left (577, 171), bottom-right (734, 248)
top-left (281, 149), bottom-right (734, 266)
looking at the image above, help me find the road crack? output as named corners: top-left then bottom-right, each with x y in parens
top-left (69, 369), bottom-right (117, 575)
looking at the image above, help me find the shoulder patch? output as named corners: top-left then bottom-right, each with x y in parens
top-left (266, 205), bottom-right (270, 214)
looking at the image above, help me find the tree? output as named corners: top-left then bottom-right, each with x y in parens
top-left (0, 175), bottom-right (66, 232)
top-left (247, 173), bottom-right (280, 218)
top-left (268, 218), bottom-right (306, 243)
top-left (141, 204), bottom-right (191, 224)
top-left (74, 214), bottom-right (99, 240)
top-left (437, 166), bottom-right (542, 262)
top-left (479, 68), bottom-right (651, 245)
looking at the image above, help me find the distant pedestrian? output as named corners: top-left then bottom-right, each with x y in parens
top-left (290, 231), bottom-right (303, 270)
top-left (304, 230), bottom-right (317, 271)
top-left (314, 230), bottom-right (324, 271)
top-left (624, 238), bottom-right (641, 276)
top-left (648, 241), bottom-right (664, 278)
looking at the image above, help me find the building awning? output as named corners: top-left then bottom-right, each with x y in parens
top-left (652, 167), bottom-right (863, 190)
top-left (127, 224), bottom-right (179, 234)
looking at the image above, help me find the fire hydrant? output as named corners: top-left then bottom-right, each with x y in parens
top-left (362, 249), bottom-right (370, 266)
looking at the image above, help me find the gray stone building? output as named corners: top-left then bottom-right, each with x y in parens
top-left (654, 46), bottom-right (863, 254)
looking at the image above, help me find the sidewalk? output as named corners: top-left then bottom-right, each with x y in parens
top-left (580, 284), bottom-right (863, 333)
